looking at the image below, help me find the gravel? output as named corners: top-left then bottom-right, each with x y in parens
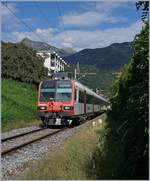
top-left (1, 126), bottom-right (77, 179)
top-left (2, 126), bottom-right (41, 140)
top-left (2, 128), bottom-right (57, 152)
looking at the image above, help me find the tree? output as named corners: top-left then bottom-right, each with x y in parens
top-left (110, 20), bottom-right (149, 180)
top-left (136, 1), bottom-right (149, 23)
top-left (2, 42), bottom-right (48, 84)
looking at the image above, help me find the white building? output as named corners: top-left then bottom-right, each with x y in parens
top-left (37, 50), bottom-right (68, 76)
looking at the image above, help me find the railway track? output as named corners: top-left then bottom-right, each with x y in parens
top-left (1, 114), bottom-right (104, 157)
top-left (2, 127), bottom-right (45, 142)
top-left (2, 127), bottom-right (68, 156)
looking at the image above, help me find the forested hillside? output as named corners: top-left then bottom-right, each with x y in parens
top-left (2, 42), bottom-right (48, 84)
top-left (65, 42), bottom-right (132, 70)
top-left (66, 65), bottom-right (117, 97)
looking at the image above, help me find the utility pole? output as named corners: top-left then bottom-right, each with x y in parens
top-left (74, 68), bottom-right (77, 79)
top-left (74, 62), bottom-right (96, 80)
top-left (77, 61), bottom-right (80, 74)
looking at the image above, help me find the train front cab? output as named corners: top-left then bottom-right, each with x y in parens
top-left (38, 80), bottom-right (76, 126)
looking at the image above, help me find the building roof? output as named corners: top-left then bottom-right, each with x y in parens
top-left (37, 51), bottom-right (68, 66)
top-left (37, 50), bottom-right (54, 53)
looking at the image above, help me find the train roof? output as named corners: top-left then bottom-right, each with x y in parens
top-left (75, 81), bottom-right (109, 103)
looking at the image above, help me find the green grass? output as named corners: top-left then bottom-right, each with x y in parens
top-left (17, 114), bottom-right (107, 180)
top-left (2, 79), bottom-right (40, 132)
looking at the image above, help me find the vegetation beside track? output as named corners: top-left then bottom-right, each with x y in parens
top-left (17, 114), bottom-right (107, 180)
top-left (87, 5), bottom-right (149, 179)
top-left (108, 21), bottom-right (149, 178)
top-left (2, 79), bottom-right (39, 132)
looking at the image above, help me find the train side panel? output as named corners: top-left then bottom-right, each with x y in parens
top-left (74, 102), bottom-right (84, 115)
top-left (73, 103), bottom-right (103, 116)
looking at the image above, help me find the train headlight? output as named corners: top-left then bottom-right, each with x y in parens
top-left (64, 106), bottom-right (71, 110)
top-left (39, 106), bottom-right (47, 110)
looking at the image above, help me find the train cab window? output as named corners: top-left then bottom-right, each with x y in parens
top-left (56, 88), bottom-right (72, 102)
top-left (56, 81), bottom-right (72, 102)
top-left (79, 91), bottom-right (85, 103)
top-left (86, 94), bottom-right (94, 104)
top-left (40, 81), bottom-right (56, 102)
top-left (40, 88), bottom-right (55, 102)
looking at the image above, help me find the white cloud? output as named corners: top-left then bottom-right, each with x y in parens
top-left (36, 27), bottom-right (57, 34)
top-left (60, 1), bottom-right (133, 28)
top-left (2, 21), bottom-right (143, 51)
top-left (1, 3), bottom-right (36, 30)
top-left (53, 21), bottom-right (142, 50)
top-left (62, 11), bottom-right (127, 27)
top-left (82, 1), bottom-right (134, 13)
top-left (1, 3), bottom-right (20, 28)
top-left (95, 1), bottom-right (131, 13)
top-left (2, 26), bottom-right (57, 44)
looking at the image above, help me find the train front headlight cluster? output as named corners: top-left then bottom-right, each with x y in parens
top-left (63, 106), bottom-right (72, 110)
top-left (39, 106), bottom-right (47, 110)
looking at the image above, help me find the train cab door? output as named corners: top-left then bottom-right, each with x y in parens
top-left (75, 89), bottom-right (79, 103)
top-left (74, 88), bottom-right (79, 115)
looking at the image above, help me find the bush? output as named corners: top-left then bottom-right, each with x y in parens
top-left (110, 24), bottom-right (149, 179)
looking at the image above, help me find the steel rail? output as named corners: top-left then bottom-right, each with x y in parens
top-left (2, 128), bottom-right (68, 156)
top-left (1, 128), bottom-right (46, 142)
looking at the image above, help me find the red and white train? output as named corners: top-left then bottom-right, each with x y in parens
top-left (38, 79), bottom-right (109, 126)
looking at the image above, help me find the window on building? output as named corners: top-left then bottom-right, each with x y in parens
top-left (51, 61), bottom-right (55, 67)
top-left (51, 54), bottom-right (55, 59)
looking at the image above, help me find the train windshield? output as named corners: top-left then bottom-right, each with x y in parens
top-left (40, 80), bottom-right (72, 102)
top-left (40, 88), bottom-right (55, 102)
top-left (56, 83), bottom-right (72, 102)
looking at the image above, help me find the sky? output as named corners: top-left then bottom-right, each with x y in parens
top-left (1, 1), bottom-right (143, 51)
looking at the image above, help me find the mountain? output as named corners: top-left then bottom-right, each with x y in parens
top-left (60, 47), bottom-right (76, 55)
top-left (20, 38), bottom-right (76, 57)
top-left (20, 38), bottom-right (132, 70)
top-left (65, 42), bottom-right (132, 70)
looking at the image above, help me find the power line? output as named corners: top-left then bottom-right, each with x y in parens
top-left (2, 2), bottom-right (69, 76)
top-left (74, 62), bottom-right (96, 80)
top-left (2, 2), bottom-right (46, 43)
top-left (1, 2), bottom-right (49, 63)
